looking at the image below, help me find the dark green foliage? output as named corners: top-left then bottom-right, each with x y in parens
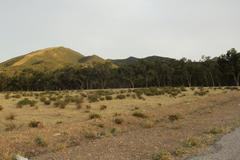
top-left (105, 95), bottom-right (113, 100)
top-left (34, 136), bottom-right (47, 147)
top-left (17, 98), bottom-right (37, 107)
top-left (0, 48), bottom-right (240, 91)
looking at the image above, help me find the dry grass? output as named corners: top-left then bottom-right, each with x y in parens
top-left (0, 88), bottom-right (239, 159)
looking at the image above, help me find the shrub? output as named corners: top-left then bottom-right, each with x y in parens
top-left (29, 121), bottom-right (43, 128)
top-left (12, 94), bottom-right (21, 99)
top-left (34, 136), bottom-right (47, 147)
top-left (208, 127), bottom-right (224, 135)
top-left (152, 150), bottom-right (173, 160)
top-left (132, 112), bottom-right (147, 118)
top-left (76, 103), bottom-right (82, 109)
top-left (100, 105), bottom-right (107, 110)
top-left (88, 95), bottom-right (99, 103)
top-left (5, 113), bottom-right (16, 120)
top-left (0, 105), bottom-right (3, 111)
top-left (194, 88), bottom-right (209, 96)
top-left (114, 118), bottom-right (124, 124)
top-left (168, 114), bottom-right (182, 122)
top-left (17, 98), bottom-right (37, 107)
top-left (180, 86), bottom-right (187, 92)
top-left (40, 97), bottom-right (46, 102)
top-left (110, 128), bottom-right (117, 135)
top-left (4, 122), bottom-right (16, 131)
top-left (54, 100), bottom-right (67, 109)
top-left (183, 137), bottom-right (201, 148)
top-left (174, 147), bottom-right (187, 157)
top-left (105, 95), bottom-right (113, 100)
top-left (44, 100), bottom-right (51, 105)
top-left (141, 120), bottom-right (154, 128)
top-left (84, 131), bottom-right (97, 139)
top-left (116, 94), bottom-right (126, 100)
top-left (89, 113), bottom-right (101, 119)
top-left (75, 97), bottom-right (84, 104)
top-left (86, 105), bottom-right (91, 109)
top-left (5, 93), bottom-right (10, 99)
top-left (99, 97), bottom-right (105, 101)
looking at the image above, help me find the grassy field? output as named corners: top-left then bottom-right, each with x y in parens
top-left (0, 87), bottom-right (240, 160)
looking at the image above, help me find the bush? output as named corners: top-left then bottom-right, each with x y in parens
top-left (116, 94), bottom-right (126, 100)
top-left (40, 97), bottom-right (46, 102)
top-left (5, 113), bottom-right (16, 120)
top-left (29, 121), bottom-right (43, 128)
top-left (194, 88), bottom-right (209, 96)
top-left (105, 95), bottom-right (113, 100)
top-left (89, 113), bottom-right (101, 119)
top-left (152, 150), bottom-right (173, 160)
top-left (208, 127), bottom-right (224, 135)
top-left (88, 95), bottom-right (99, 103)
top-left (114, 118), bottom-right (124, 124)
top-left (54, 100), bottom-right (67, 109)
top-left (132, 112), bottom-right (147, 118)
top-left (86, 105), bottom-right (91, 109)
top-left (100, 105), bottom-right (107, 110)
top-left (76, 103), bottom-right (82, 109)
top-left (44, 100), bottom-right (51, 105)
top-left (34, 136), bottom-right (47, 147)
top-left (168, 114), bottom-right (182, 122)
top-left (84, 131), bottom-right (97, 139)
top-left (4, 122), bottom-right (16, 131)
top-left (5, 93), bottom-right (10, 99)
top-left (17, 98), bottom-right (37, 107)
top-left (141, 120), bottom-right (154, 128)
top-left (183, 137), bottom-right (201, 148)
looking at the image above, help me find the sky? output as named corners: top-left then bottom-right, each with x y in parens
top-left (0, 0), bottom-right (240, 62)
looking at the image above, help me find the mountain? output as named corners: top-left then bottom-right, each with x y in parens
top-left (0, 47), bottom-right (174, 73)
top-left (110, 55), bottom-right (174, 66)
top-left (78, 55), bottom-right (106, 65)
top-left (1, 47), bottom-right (84, 71)
top-left (0, 47), bottom-right (112, 72)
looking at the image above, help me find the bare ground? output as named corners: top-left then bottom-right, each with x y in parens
top-left (33, 91), bottom-right (240, 160)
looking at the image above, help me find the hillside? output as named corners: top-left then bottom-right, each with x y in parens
top-left (78, 55), bottom-right (106, 65)
top-left (0, 47), bottom-right (111, 72)
top-left (110, 55), bottom-right (174, 66)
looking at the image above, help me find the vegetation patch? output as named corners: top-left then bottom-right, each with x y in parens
top-left (89, 113), bottom-right (101, 119)
top-left (152, 150), bottom-right (173, 160)
top-left (17, 98), bottom-right (37, 107)
top-left (132, 112), bottom-right (147, 118)
top-left (34, 136), bottom-right (47, 147)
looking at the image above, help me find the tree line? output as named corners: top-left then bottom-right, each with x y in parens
top-left (0, 48), bottom-right (239, 91)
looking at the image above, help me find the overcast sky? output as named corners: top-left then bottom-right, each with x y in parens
top-left (0, 0), bottom-right (239, 62)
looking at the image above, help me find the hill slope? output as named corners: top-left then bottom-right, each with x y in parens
top-left (110, 55), bottom-right (174, 66)
top-left (78, 55), bottom-right (106, 65)
top-left (0, 47), bottom-right (92, 71)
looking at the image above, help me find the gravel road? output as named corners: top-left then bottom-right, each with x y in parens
top-left (188, 128), bottom-right (240, 160)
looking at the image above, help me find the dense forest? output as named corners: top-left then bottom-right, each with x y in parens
top-left (0, 48), bottom-right (239, 91)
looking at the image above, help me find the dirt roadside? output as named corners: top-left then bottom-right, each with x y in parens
top-left (33, 92), bottom-right (240, 160)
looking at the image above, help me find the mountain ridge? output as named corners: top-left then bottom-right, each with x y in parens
top-left (0, 47), bottom-right (173, 72)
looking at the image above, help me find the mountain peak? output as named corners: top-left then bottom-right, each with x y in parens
top-left (1, 47), bottom-right (84, 71)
